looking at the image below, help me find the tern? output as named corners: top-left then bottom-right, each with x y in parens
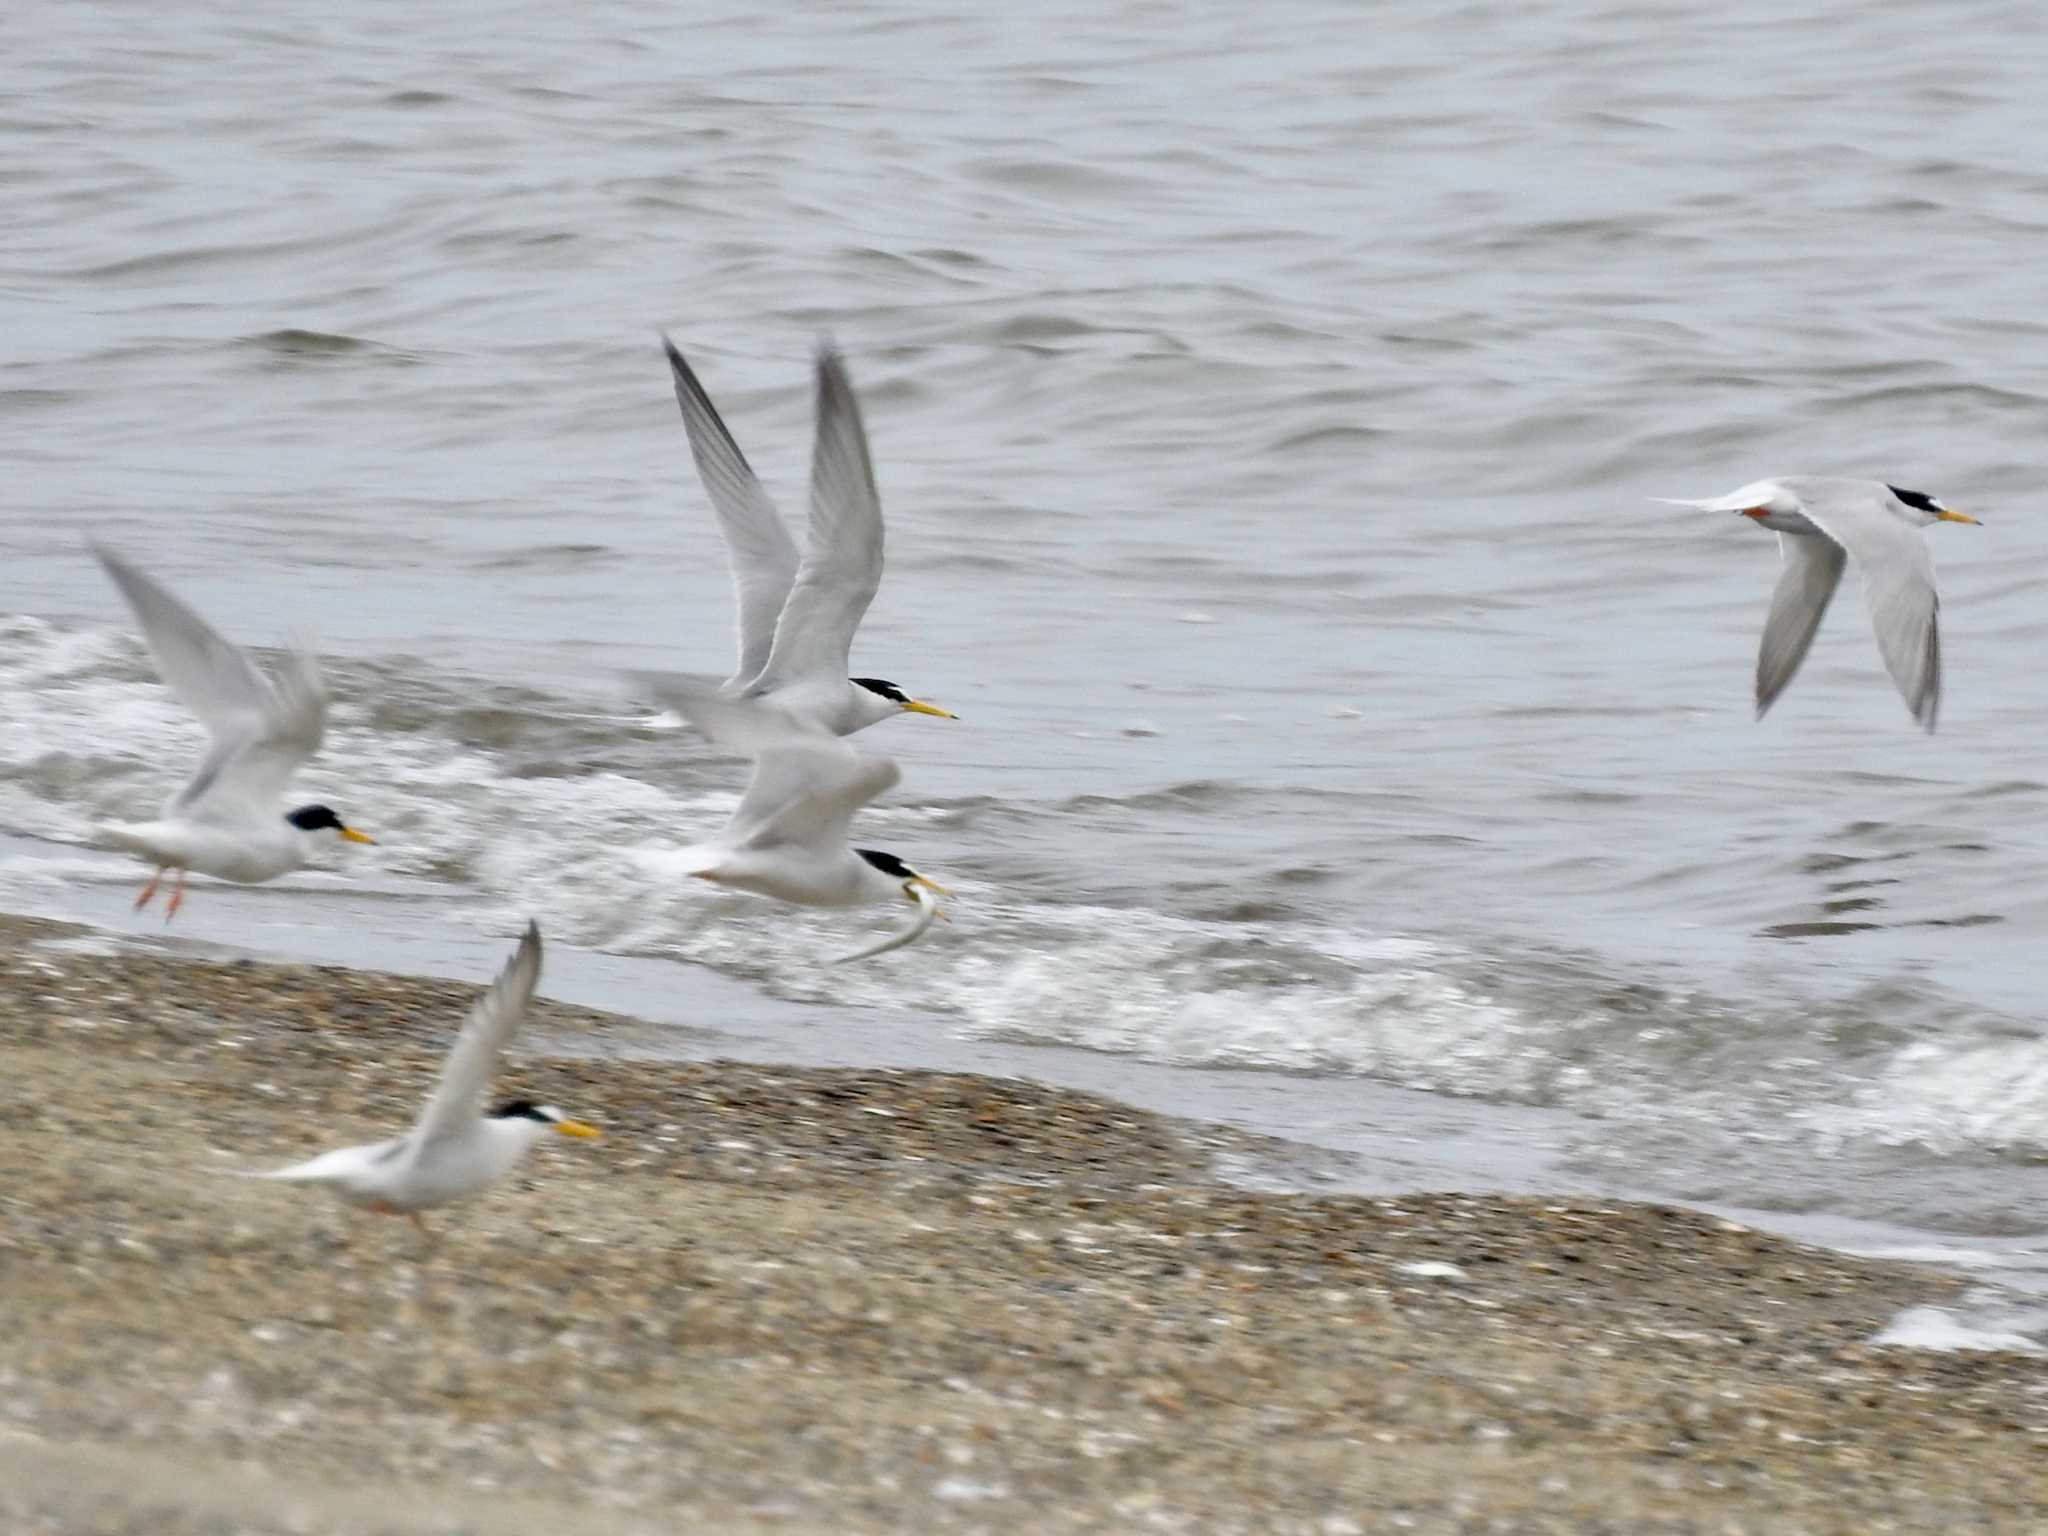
top-left (661, 335), bottom-right (955, 734)
top-left (1659, 477), bottom-right (1979, 731)
top-left (224, 923), bottom-right (599, 1225)
top-left (91, 543), bottom-right (374, 918)
top-left (635, 671), bottom-right (949, 960)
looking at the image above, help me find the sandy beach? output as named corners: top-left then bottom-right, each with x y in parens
top-left (1, 911), bottom-right (2044, 1534)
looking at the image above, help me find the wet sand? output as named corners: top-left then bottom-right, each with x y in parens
top-left (2, 913), bottom-right (2045, 1534)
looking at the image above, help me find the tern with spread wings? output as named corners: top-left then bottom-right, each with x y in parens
top-left (636, 672), bottom-right (949, 960)
top-left (92, 543), bottom-right (374, 918)
top-left (661, 336), bottom-right (955, 734)
top-left (222, 923), bottom-right (599, 1225)
top-left (1658, 477), bottom-right (1979, 732)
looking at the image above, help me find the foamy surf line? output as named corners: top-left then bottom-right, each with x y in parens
top-left (4, 867), bottom-right (2048, 1353)
top-left (1872, 1305), bottom-right (2048, 1355)
top-left (0, 618), bottom-right (1583, 1085)
top-left (7, 612), bottom-right (2048, 1197)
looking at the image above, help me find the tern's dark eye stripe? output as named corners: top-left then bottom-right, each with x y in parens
top-left (1888, 486), bottom-right (1941, 514)
top-left (850, 677), bottom-right (907, 703)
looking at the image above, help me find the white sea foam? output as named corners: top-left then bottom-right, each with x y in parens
top-left (0, 623), bottom-right (1578, 1100)
top-left (1805, 1036), bottom-right (2048, 1158)
top-left (1870, 1305), bottom-right (2046, 1355)
top-left (4, 614), bottom-right (2045, 1194)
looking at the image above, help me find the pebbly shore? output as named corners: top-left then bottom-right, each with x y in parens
top-left (1, 913), bottom-right (2044, 1534)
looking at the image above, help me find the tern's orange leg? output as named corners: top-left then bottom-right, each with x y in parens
top-left (367, 1200), bottom-right (428, 1239)
top-left (134, 869), bottom-right (163, 910)
top-left (164, 869), bottom-right (188, 923)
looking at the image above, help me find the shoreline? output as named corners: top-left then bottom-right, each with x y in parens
top-left (3, 913), bottom-right (2047, 1533)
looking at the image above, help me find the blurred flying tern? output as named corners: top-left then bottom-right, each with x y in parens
top-left (91, 543), bottom-right (373, 919)
top-left (222, 923), bottom-right (599, 1225)
top-left (659, 335), bottom-right (955, 734)
top-left (1657, 477), bottom-right (1979, 732)
top-left (633, 671), bottom-right (948, 960)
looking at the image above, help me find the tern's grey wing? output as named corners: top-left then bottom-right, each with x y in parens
top-left (740, 744), bottom-right (900, 854)
top-left (180, 646), bottom-right (328, 820)
top-left (411, 923), bottom-right (541, 1150)
top-left (1787, 482), bottom-right (1943, 731)
top-left (749, 345), bottom-right (885, 692)
top-left (93, 543), bottom-right (328, 816)
top-left (626, 669), bottom-right (828, 757)
top-left (662, 337), bottom-right (802, 690)
top-left (623, 669), bottom-right (854, 844)
top-left (93, 543), bottom-right (273, 737)
top-left (1755, 533), bottom-right (1848, 720)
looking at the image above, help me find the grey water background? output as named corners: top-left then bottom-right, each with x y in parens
top-left (8, 0), bottom-right (2048, 1295)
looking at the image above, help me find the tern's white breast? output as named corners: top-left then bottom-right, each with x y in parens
top-left (103, 818), bottom-right (306, 883)
top-left (696, 848), bottom-right (880, 907)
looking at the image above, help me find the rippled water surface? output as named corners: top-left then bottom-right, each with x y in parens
top-left (8, 1), bottom-right (2048, 1246)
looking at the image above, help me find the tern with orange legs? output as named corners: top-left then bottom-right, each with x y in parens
top-left (91, 543), bottom-right (373, 918)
